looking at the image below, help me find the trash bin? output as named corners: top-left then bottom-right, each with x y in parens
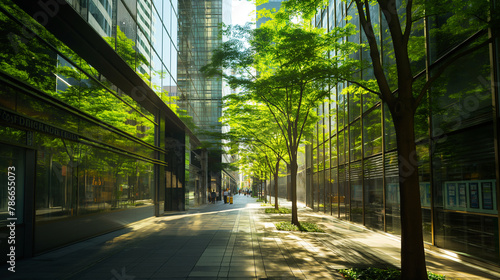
top-left (230, 196), bottom-right (233, 204)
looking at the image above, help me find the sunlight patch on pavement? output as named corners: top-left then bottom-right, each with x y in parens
top-left (245, 202), bottom-right (263, 208)
top-left (264, 222), bottom-right (276, 229)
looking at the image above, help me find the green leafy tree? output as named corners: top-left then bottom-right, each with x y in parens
top-left (221, 97), bottom-right (289, 209)
top-left (202, 14), bottom-right (358, 225)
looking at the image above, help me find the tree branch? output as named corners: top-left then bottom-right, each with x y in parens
top-left (262, 99), bottom-right (293, 155)
top-left (297, 101), bottom-right (313, 149)
top-left (258, 88), bottom-right (288, 117)
top-left (249, 131), bottom-right (288, 165)
top-left (346, 79), bottom-right (382, 98)
top-left (364, 0), bottom-right (372, 23)
top-left (403, 0), bottom-right (413, 45)
top-left (355, 0), bottom-right (394, 103)
top-left (378, 0), bottom-right (413, 97)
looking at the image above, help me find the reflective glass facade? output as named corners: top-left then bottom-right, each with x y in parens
top-left (178, 0), bottom-right (224, 136)
top-left (304, 0), bottom-right (500, 264)
top-left (0, 0), bottom-right (205, 261)
top-left (68, 0), bottom-right (179, 98)
top-left (178, 0), bottom-right (234, 197)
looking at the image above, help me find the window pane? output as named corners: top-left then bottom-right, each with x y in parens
top-left (363, 107), bottom-right (382, 157)
top-left (431, 47), bottom-right (492, 135)
top-left (350, 162), bottom-right (362, 223)
top-left (350, 120), bottom-right (361, 161)
top-left (385, 151), bottom-right (400, 235)
top-left (384, 104), bottom-right (397, 151)
top-left (364, 155), bottom-right (384, 230)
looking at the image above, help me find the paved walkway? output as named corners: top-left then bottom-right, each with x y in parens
top-left (2, 195), bottom-right (500, 279)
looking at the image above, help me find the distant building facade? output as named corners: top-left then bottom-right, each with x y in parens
top-left (178, 0), bottom-right (236, 199)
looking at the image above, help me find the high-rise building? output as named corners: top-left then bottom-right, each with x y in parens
top-left (0, 0), bottom-right (212, 262)
top-left (302, 0), bottom-right (500, 264)
top-left (178, 0), bottom-right (236, 196)
top-left (178, 0), bottom-right (224, 138)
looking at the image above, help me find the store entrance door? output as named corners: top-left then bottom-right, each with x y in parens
top-left (0, 144), bottom-right (35, 263)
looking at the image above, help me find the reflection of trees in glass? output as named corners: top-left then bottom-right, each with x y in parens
top-left (350, 120), bottom-right (362, 161)
top-left (0, 127), bottom-right (26, 144)
top-left (427, 0), bottom-right (490, 61)
top-left (0, 3), bottom-right (156, 146)
top-left (315, 102), bottom-right (332, 175)
top-left (81, 148), bottom-right (153, 210)
top-left (105, 26), bottom-right (150, 81)
top-left (107, 26), bottom-right (195, 130)
top-left (363, 107), bottom-right (382, 157)
top-left (34, 134), bottom-right (154, 221)
top-left (1, 2), bottom-right (155, 221)
top-left (338, 130), bottom-right (346, 165)
top-left (0, 4), bottom-right (57, 94)
top-left (430, 47), bottom-right (491, 135)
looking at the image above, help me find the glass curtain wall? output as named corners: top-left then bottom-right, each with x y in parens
top-left (309, 0), bottom-right (500, 263)
top-left (0, 0), bottom-right (210, 259)
top-left (0, 1), bottom-right (160, 221)
top-left (69, 0), bottom-right (207, 209)
top-left (178, 0), bottom-right (226, 200)
top-left (68, 0), bottom-right (179, 105)
top-left (178, 0), bottom-right (223, 137)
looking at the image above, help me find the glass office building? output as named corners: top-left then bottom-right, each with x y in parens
top-left (178, 0), bottom-right (235, 196)
top-left (301, 0), bottom-right (500, 264)
top-left (178, 0), bottom-right (223, 134)
top-left (0, 0), bottom-right (207, 262)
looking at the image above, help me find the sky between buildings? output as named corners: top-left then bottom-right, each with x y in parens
top-left (232, 0), bottom-right (256, 26)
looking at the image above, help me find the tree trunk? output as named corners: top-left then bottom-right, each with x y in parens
top-left (264, 173), bottom-right (268, 203)
top-left (393, 106), bottom-right (428, 280)
top-left (274, 160), bottom-right (280, 210)
top-left (259, 179), bottom-right (264, 200)
top-left (290, 151), bottom-right (299, 226)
